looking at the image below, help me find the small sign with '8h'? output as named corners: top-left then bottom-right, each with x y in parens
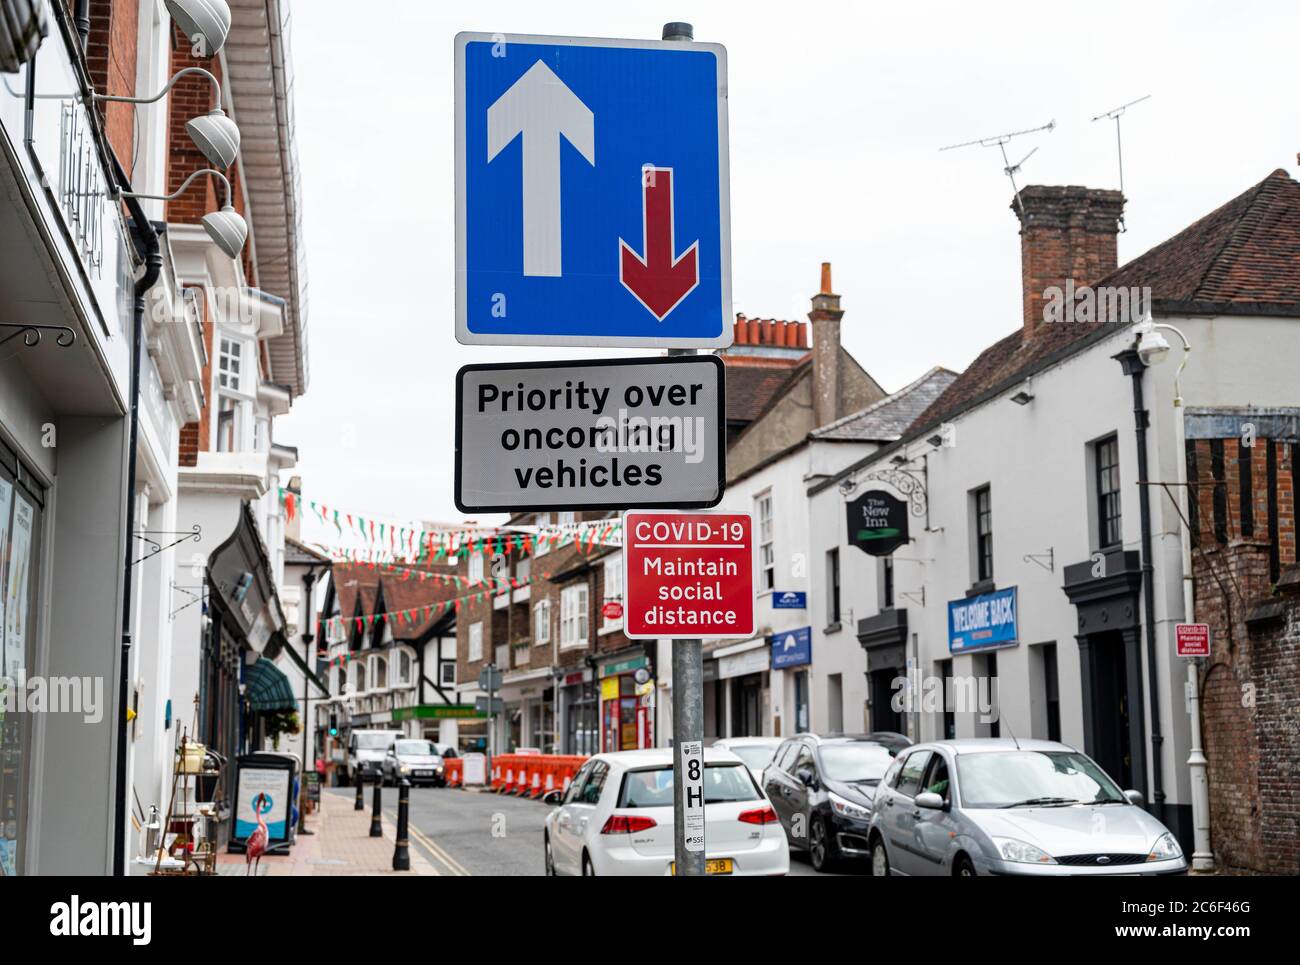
top-left (680, 740), bottom-right (705, 853)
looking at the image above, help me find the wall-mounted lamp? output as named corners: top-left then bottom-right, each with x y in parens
top-left (165, 0), bottom-right (232, 57)
top-left (1010, 390), bottom-right (1035, 405)
top-left (926, 433), bottom-right (945, 448)
top-left (1133, 317), bottom-right (1173, 368)
top-left (93, 66), bottom-right (239, 169)
top-left (890, 454), bottom-right (909, 466)
top-left (122, 167), bottom-right (246, 259)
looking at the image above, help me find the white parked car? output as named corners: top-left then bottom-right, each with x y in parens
top-left (543, 748), bottom-right (789, 876)
top-left (712, 737), bottom-right (783, 783)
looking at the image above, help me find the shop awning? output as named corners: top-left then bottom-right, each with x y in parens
top-left (245, 657), bottom-right (297, 712)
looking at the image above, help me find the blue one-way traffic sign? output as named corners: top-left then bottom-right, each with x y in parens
top-left (455, 32), bottom-right (732, 347)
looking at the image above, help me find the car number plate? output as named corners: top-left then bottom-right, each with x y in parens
top-left (671, 858), bottom-right (734, 875)
top-left (416, 770), bottom-right (432, 776)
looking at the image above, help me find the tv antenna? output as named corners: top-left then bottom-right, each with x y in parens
top-left (939, 119), bottom-right (1056, 217)
top-left (1092, 94), bottom-right (1150, 230)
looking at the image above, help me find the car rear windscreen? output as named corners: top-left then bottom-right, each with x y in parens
top-left (618, 764), bottom-right (761, 808)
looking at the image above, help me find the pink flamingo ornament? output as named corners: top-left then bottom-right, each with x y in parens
top-left (245, 792), bottom-right (269, 876)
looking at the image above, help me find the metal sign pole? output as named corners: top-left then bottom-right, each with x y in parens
top-left (487, 663), bottom-right (496, 783)
top-left (671, 638), bottom-right (705, 876)
top-left (659, 33), bottom-right (708, 866)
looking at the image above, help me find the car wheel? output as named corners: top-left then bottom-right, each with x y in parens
top-left (544, 835), bottom-right (556, 876)
top-left (582, 852), bottom-right (595, 876)
top-left (870, 835), bottom-right (891, 877)
top-left (809, 815), bottom-right (836, 872)
top-left (954, 854), bottom-right (976, 877)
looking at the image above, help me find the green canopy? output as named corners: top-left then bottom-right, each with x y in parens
top-left (244, 656), bottom-right (297, 712)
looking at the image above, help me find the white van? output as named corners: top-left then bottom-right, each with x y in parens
top-left (345, 729), bottom-right (401, 785)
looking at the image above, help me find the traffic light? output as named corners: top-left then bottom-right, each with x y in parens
top-left (328, 713), bottom-right (338, 737)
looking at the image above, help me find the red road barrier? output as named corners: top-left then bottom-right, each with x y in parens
top-left (445, 758), bottom-right (463, 787)
top-left (460, 754), bottom-right (587, 798)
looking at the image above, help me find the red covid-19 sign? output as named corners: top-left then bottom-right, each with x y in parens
top-left (622, 511), bottom-right (755, 640)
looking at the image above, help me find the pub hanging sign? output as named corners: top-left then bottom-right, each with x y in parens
top-left (846, 490), bottom-right (909, 556)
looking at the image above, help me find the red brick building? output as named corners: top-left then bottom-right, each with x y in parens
top-left (455, 513), bottom-right (641, 755)
top-left (1186, 410), bottom-right (1300, 874)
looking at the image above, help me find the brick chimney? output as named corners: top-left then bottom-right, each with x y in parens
top-left (808, 261), bottom-right (844, 428)
top-left (1014, 186), bottom-right (1124, 334)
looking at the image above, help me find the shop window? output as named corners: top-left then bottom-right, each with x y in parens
top-left (1041, 643), bottom-right (1061, 741)
top-left (602, 555), bottom-right (623, 630)
top-left (972, 485), bottom-right (993, 583)
top-left (468, 622), bottom-right (483, 662)
top-left (756, 492), bottom-right (774, 590)
top-left (215, 395), bottom-right (242, 452)
top-left (826, 548), bottom-right (840, 625)
top-left (1095, 435), bottom-right (1122, 549)
top-left (561, 584), bottom-right (589, 650)
top-left (535, 598), bottom-right (551, 646)
top-left (366, 652), bottom-right (384, 691)
top-left (0, 447), bottom-right (45, 877)
top-left (217, 336), bottom-right (243, 391)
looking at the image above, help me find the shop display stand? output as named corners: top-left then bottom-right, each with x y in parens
top-left (150, 701), bottom-right (222, 876)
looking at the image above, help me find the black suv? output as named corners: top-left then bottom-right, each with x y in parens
top-left (762, 734), bottom-right (910, 872)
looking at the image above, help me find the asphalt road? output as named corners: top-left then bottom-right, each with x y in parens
top-left (327, 786), bottom-right (865, 876)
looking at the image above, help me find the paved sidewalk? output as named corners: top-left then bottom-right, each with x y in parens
top-left (215, 787), bottom-right (435, 876)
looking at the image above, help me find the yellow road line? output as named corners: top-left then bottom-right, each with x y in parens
top-left (413, 825), bottom-right (471, 877)
top-left (387, 810), bottom-right (470, 876)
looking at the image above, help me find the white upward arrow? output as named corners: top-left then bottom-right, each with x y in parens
top-left (487, 60), bottom-right (595, 278)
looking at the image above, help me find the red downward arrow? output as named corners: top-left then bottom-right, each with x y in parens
top-left (619, 167), bottom-right (699, 320)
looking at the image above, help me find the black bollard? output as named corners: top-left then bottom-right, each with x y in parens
top-left (392, 778), bottom-right (411, 871)
top-left (355, 771), bottom-right (365, 810)
top-left (370, 778), bottom-right (383, 837)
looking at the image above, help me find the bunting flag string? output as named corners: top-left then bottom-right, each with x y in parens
top-left (314, 568), bottom-right (558, 660)
top-left (278, 488), bottom-right (623, 562)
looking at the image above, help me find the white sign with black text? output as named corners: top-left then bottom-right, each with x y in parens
top-left (679, 739), bottom-right (705, 854)
top-left (455, 355), bottom-right (725, 512)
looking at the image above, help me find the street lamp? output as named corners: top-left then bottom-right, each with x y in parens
top-left (93, 66), bottom-right (239, 170)
top-left (121, 167), bottom-right (248, 259)
top-left (165, 0), bottom-right (232, 58)
top-left (1131, 315), bottom-right (1214, 872)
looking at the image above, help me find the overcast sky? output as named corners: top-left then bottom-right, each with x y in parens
top-left (278, 0), bottom-right (1300, 547)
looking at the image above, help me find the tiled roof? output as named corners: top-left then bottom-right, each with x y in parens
top-left (381, 568), bottom-right (460, 640)
top-left (911, 169), bottom-right (1300, 433)
top-left (331, 563), bottom-right (380, 622)
top-left (812, 367), bottom-right (959, 441)
top-left (1104, 169), bottom-right (1300, 311)
top-left (330, 562), bottom-right (459, 641)
top-left (722, 355), bottom-right (807, 424)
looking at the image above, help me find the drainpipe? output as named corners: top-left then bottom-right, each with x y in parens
top-left (301, 567), bottom-right (319, 768)
top-left (75, 0), bottom-right (91, 49)
top-left (1115, 347), bottom-right (1166, 821)
top-left (111, 152), bottom-right (162, 877)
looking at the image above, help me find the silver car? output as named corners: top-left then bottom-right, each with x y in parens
top-left (382, 738), bottom-right (447, 787)
top-left (866, 739), bottom-right (1187, 876)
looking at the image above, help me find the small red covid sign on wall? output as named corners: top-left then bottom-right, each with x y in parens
top-left (1175, 622), bottom-right (1211, 657)
top-left (622, 511), bottom-right (754, 640)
